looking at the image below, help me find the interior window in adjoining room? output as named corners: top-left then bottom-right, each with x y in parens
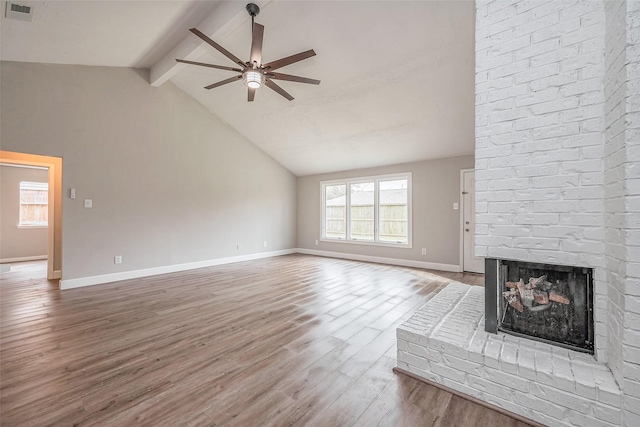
top-left (19, 181), bottom-right (48, 227)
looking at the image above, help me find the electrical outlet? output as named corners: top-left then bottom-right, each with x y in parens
top-left (453, 203), bottom-right (459, 210)
top-left (84, 199), bottom-right (92, 208)
top-left (114, 256), bottom-right (122, 264)
top-left (421, 248), bottom-right (427, 255)
top-left (263, 241), bottom-right (267, 248)
top-left (315, 240), bottom-right (319, 245)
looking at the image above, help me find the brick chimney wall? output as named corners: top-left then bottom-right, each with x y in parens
top-left (475, 1), bottom-right (640, 425)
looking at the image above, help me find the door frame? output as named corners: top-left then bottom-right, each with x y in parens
top-left (459, 168), bottom-right (474, 272)
top-left (0, 151), bottom-right (62, 281)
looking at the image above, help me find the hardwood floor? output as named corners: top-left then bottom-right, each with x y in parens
top-left (0, 255), bottom-right (531, 427)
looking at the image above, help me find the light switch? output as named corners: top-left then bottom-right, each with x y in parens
top-left (70, 188), bottom-right (76, 199)
top-left (453, 203), bottom-right (459, 210)
top-left (84, 199), bottom-right (92, 208)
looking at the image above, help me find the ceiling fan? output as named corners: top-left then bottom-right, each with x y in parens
top-left (176, 3), bottom-right (320, 102)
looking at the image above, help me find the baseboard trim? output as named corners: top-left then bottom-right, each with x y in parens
top-left (295, 248), bottom-right (461, 272)
top-left (59, 248), bottom-right (462, 290)
top-left (0, 255), bottom-right (47, 263)
top-left (393, 367), bottom-right (544, 427)
top-left (59, 249), bottom-right (296, 290)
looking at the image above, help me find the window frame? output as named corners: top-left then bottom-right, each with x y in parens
top-left (18, 181), bottom-right (49, 228)
top-left (320, 172), bottom-right (412, 248)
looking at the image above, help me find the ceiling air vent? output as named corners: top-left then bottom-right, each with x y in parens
top-left (5, 1), bottom-right (33, 22)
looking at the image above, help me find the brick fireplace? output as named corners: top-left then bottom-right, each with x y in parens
top-left (397, 1), bottom-right (639, 426)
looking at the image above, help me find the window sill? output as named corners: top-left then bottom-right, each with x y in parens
top-left (320, 238), bottom-right (412, 249)
top-left (18, 225), bottom-right (48, 229)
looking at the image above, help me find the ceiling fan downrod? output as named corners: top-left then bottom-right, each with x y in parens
top-left (246, 3), bottom-right (260, 33)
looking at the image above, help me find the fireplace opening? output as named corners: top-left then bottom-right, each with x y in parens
top-left (485, 259), bottom-right (594, 354)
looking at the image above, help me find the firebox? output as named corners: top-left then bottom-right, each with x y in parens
top-left (485, 258), bottom-right (594, 354)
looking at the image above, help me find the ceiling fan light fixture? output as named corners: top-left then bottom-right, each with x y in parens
top-left (243, 70), bottom-right (264, 88)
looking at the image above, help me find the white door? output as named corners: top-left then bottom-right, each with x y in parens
top-left (462, 170), bottom-right (484, 273)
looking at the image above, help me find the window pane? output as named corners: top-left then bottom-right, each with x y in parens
top-left (379, 179), bottom-right (408, 243)
top-left (325, 184), bottom-right (346, 239)
top-left (349, 182), bottom-right (374, 241)
top-left (19, 182), bottom-right (48, 226)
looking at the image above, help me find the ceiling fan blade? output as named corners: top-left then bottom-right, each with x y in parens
top-left (263, 49), bottom-right (316, 71)
top-left (190, 28), bottom-right (247, 69)
top-left (176, 59), bottom-right (242, 73)
top-left (248, 87), bottom-right (256, 102)
top-left (204, 75), bottom-right (242, 90)
top-left (264, 79), bottom-right (294, 101)
top-left (267, 72), bottom-right (320, 85)
top-left (250, 23), bottom-right (264, 66)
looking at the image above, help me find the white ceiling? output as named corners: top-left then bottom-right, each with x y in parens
top-left (0, 0), bottom-right (221, 68)
top-left (1, 0), bottom-right (475, 176)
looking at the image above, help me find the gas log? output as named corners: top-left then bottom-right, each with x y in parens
top-left (503, 290), bottom-right (524, 313)
top-left (503, 274), bottom-right (569, 313)
top-left (533, 290), bottom-right (549, 305)
top-left (549, 290), bottom-right (570, 305)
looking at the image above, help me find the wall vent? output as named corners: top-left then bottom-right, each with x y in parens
top-left (5, 1), bottom-right (33, 22)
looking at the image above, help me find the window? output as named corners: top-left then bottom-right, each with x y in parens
top-left (324, 184), bottom-right (346, 239)
top-left (19, 181), bottom-right (48, 227)
top-left (321, 173), bottom-right (411, 247)
top-left (350, 181), bottom-right (374, 241)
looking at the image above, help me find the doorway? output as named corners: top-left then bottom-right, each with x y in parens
top-left (0, 151), bottom-right (62, 281)
top-left (461, 169), bottom-right (484, 274)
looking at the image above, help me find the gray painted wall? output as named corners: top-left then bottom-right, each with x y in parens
top-left (0, 165), bottom-right (48, 260)
top-left (0, 61), bottom-right (297, 280)
top-left (297, 156), bottom-right (475, 267)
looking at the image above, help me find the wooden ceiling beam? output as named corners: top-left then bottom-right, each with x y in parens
top-left (149, 0), bottom-right (271, 87)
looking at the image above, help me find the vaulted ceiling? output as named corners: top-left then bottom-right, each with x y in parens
top-left (1, 0), bottom-right (475, 176)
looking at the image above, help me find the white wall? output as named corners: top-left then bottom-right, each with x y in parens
top-left (0, 62), bottom-right (297, 282)
top-left (297, 156), bottom-right (475, 269)
top-left (0, 165), bottom-right (48, 261)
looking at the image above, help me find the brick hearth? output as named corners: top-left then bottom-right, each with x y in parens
top-left (397, 283), bottom-right (621, 427)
